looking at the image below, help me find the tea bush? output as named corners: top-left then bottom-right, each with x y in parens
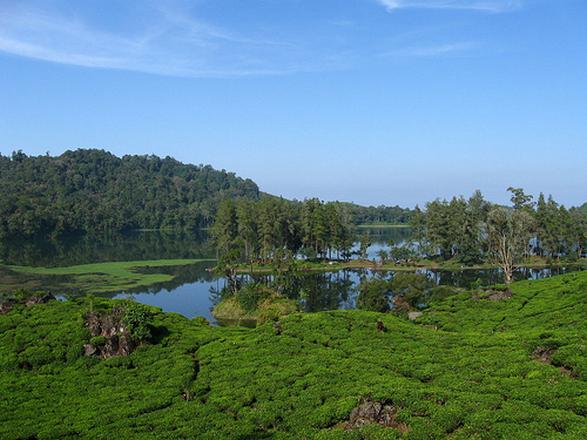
top-left (0, 272), bottom-right (586, 439)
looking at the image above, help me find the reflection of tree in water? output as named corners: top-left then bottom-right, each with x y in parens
top-left (0, 230), bottom-right (214, 267)
top-left (301, 271), bottom-right (357, 312)
top-left (422, 266), bottom-right (581, 289)
top-left (211, 265), bottom-right (585, 314)
top-left (123, 262), bottom-right (217, 295)
top-left (228, 270), bottom-right (358, 313)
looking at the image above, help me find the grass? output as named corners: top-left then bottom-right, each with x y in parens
top-left (2, 259), bottom-right (215, 294)
top-left (213, 295), bottom-right (298, 325)
top-left (233, 257), bottom-right (587, 275)
top-left (0, 271), bottom-right (586, 438)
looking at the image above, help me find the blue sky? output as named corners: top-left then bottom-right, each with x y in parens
top-left (0, 0), bottom-right (585, 207)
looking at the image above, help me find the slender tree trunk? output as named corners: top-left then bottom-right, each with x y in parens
top-left (504, 267), bottom-right (513, 286)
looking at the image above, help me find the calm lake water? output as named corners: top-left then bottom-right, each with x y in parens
top-left (0, 229), bottom-right (582, 322)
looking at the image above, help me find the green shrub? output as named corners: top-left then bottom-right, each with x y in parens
top-left (90, 336), bottom-right (107, 346)
top-left (357, 279), bottom-right (391, 312)
top-left (391, 272), bottom-right (434, 307)
top-left (237, 283), bottom-right (272, 312)
top-left (121, 301), bottom-right (154, 341)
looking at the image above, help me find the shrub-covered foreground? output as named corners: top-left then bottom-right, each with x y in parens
top-left (1, 272), bottom-right (586, 439)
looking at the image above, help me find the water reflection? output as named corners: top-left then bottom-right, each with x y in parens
top-left (0, 228), bottom-right (583, 321)
top-left (0, 230), bottom-right (215, 267)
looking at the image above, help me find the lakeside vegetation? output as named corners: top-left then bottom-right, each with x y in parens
top-left (0, 259), bottom-right (213, 294)
top-left (212, 188), bottom-right (586, 282)
top-left (231, 256), bottom-right (587, 275)
top-left (1, 271), bottom-right (586, 438)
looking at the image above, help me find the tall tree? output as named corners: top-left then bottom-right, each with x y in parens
top-left (486, 207), bottom-right (535, 286)
top-left (211, 200), bottom-right (238, 255)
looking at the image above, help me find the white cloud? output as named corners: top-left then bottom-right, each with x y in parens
top-left (376, 0), bottom-right (522, 13)
top-left (0, 3), bottom-right (330, 77)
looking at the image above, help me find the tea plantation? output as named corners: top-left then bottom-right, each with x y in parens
top-left (1, 271), bottom-right (586, 439)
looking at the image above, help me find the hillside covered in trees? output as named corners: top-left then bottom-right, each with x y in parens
top-left (0, 149), bottom-right (260, 238)
top-left (0, 149), bottom-right (416, 239)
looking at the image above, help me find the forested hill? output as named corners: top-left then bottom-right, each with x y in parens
top-left (0, 149), bottom-right (259, 237)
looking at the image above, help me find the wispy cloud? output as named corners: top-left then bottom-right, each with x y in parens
top-left (382, 41), bottom-right (479, 57)
top-left (0, 2), bottom-right (337, 77)
top-left (0, 1), bottom-right (513, 77)
top-left (376, 0), bottom-right (522, 13)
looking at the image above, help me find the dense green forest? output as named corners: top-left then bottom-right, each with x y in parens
top-left (0, 149), bottom-right (260, 238)
top-left (0, 149), bottom-right (416, 239)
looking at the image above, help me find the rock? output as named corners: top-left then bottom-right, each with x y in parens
top-left (0, 301), bottom-right (14, 315)
top-left (532, 346), bottom-right (556, 364)
top-left (486, 289), bottom-right (513, 301)
top-left (376, 319), bottom-right (386, 333)
top-left (84, 308), bottom-right (137, 359)
top-left (83, 344), bottom-right (97, 356)
top-left (408, 311), bottom-right (423, 321)
top-left (25, 293), bottom-right (55, 306)
top-left (343, 398), bottom-right (409, 433)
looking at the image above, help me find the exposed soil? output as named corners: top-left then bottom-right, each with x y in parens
top-left (84, 308), bottom-right (137, 359)
top-left (486, 289), bottom-right (513, 301)
top-left (532, 346), bottom-right (578, 378)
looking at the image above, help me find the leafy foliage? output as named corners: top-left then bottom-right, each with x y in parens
top-left (121, 301), bottom-right (154, 341)
top-left (357, 278), bottom-right (391, 312)
top-left (412, 189), bottom-right (586, 263)
top-left (212, 197), bottom-right (355, 262)
top-left (390, 273), bottom-right (435, 308)
top-left (0, 149), bottom-right (259, 238)
top-left (1, 272), bottom-right (587, 438)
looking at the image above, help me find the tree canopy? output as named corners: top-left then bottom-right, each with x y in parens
top-left (0, 149), bottom-right (259, 238)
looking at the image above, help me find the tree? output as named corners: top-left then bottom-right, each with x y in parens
top-left (0, 149), bottom-right (260, 238)
top-left (357, 279), bottom-right (391, 312)
top-left (211, 200), bottom-right (238, 255)
top-left (235, 200), bottom-right (258, 260)
top-left (376, 249), bottom-right (388, 265)
top-left (424, 199), bottom-right (454, 259)
top-left (358, 235), bottom-right (371, 260)
top-left (390, 273), bottom-right (434, 308)
top-left (486, 207), bottom-right (535, 286)
top-left (507, 187), bottom-right (534, 211)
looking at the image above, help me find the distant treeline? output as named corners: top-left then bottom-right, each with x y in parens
top-left (0, 149), bottom-right (259, 238)
top-left (340, 203), bottom-right (413, 225)
top-left (213, 188), bottom-right (587, 273)
top-left (413, 188), bottom-right (587, 264)
top-left (212, 198), bottom-right (355, 261)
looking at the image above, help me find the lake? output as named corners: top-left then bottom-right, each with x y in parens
top-left (0, 228), bottom-right (581, 323)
